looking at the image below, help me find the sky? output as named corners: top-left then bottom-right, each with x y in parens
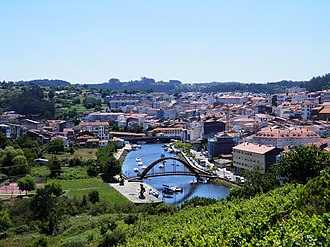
top-left (1, 0), bottom-right (329, 84)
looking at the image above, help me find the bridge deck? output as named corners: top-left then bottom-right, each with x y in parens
top-left (109, 181), bottom-right (162, 204)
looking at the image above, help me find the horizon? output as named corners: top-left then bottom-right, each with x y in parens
top-left (1, 1), bottom-right (330, 84)
top-left (3, 75), bottom-right (316, 85)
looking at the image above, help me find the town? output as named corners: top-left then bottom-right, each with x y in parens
top-left (1, 83), bottom-right (330, 179)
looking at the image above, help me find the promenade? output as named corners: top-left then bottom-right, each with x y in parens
top-left (110, 181), bottom-right (162, 204)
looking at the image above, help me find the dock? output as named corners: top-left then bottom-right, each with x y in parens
top-left (109, 181), bottom-right (162, 204)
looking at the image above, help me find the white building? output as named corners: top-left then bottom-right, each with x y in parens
top-left (232, 142), bottom-right (281, 173)
top-left (253, 127), bottom-right (320, 148)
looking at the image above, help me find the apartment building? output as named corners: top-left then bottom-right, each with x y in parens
top-left (79, 122), bottom-right (109, 140)
top-left (232, 142), bottom-right (281, 173)
top-left (253, 127), bottom-right (320, 148)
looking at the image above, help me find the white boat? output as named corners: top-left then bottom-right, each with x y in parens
top-left (170, 186), bottom-right (183, 193)
top-left (137, 161), bottom-right (143, 166)
top-left (159, 163), bottom-right (164, 168)
top-left (190, 179), bottom-right (197, 185)
top-left (132, 144), bottom-right (138, 150)
top-left (149, 189), bottom-right (159, 198)
top-left (142, 165), bottom-right (147, 170)
top-left (136, 157), bottom-right (141, 162)
top-left (133, 168), bottom-right (139, 172)
top-left (197, 177), bottom-right (208, 184)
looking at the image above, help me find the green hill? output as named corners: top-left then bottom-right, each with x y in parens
top-left (123, 173), bottom-right (330, 246)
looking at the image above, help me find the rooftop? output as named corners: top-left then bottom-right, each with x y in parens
top-left (233, 142), bottom-right (276, 154)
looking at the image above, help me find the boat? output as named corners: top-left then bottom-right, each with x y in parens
top-left (167, 148), bottom-right (174, 153)
top-left (133, 168), bottom-right (139, 172)
top-left (163, 184), bottom-right (182, 193)
top-left (142, 165), bottom-right (147, 170)
top-left (132, 144), bottom-right (138, 150)
top-left (170, 186), bottom-right (183, 193)
top-left (136, 144), bottom-right (141, 149)
top-left (158, 163), bottom-right (164, 168)
top-left (136, 157), bottom-right (141, 162)
top-left (190, 179), bottom-right (197, 185)
top-left (160, 153), bottom-right (165, 158)
top-left (149, 188), bottom-right (159, 198)
top-left (163, 194), bottom-right (173, 199)
top-left (137, 161), bottom-right (143, 166)
top-left (162, 187), bottom-right (174, 194)
top-left (197, 177), bottom-right (208, 184)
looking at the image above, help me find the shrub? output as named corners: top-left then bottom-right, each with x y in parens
top-left (88, 190), bottom-right (100, 204)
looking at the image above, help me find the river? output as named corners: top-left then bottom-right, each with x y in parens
top-left (121, 143), bottom-right (230, 206)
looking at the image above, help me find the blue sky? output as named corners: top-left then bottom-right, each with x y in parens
top-left (1, 0), bottom-right (329, 83)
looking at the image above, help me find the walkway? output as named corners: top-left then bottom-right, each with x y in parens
top-left (114, 144), bottom-right (132, 160)
top-left (109, 181), bottom-right (162, 204)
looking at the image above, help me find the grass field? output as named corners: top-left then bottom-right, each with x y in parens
top-left (52, 178), bottom-right (131, 207)
top-left (45, 148), bottom-right (98, 161)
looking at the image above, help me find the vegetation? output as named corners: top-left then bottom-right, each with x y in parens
top-left (0, 146), bottom-right (29, 176)
top-left (274, 145), bottom-right (330, 184)
top-left (17, 176), bottom-right (36, 195)
top-left (52, 178), bottom-right (129, 206)
top-left (44, 148), bottom-right (98, 162)
top-left (8, 85), bottom-right (55, 118)
top-left (123, 178), bottom-right (330, 246)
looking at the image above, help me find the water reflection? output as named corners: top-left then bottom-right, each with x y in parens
top-left (122, 143), bottom-right (230, 205)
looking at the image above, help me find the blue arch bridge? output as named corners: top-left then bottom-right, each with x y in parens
top-left (127, 157), bottom-right (218, 181)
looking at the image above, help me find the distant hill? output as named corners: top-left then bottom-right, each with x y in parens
top-left (301, 73), bottom-right (330, 92)
top-left (82, 77), bottom-right (305, 94)
top-left (16, 79), bottom-right (71, 87)
top-left (10, 73), bottom-right (330, 93)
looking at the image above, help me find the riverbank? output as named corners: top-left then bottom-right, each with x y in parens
top-left (109, 181), bottom-right (162, 204)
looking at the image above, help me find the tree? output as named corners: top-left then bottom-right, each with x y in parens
top-left (8, 85), bottom-right (55, 118)
top-left (297, 168), bottom-right (330, 215)
top-left (17, 176), bottom-right (36, 195)
top-left (0, 211), bottom-right (12, 233)
top-left (30, 182), bottom-right (63, 235)
top-left (0, 146), bottom-right (29, 176)
top-left (16, 134), bottom-right (41, 148)
top-left (0, 133), bottom-right (12, 149)
top-left (228, 168), bottom-right (280, 199)
top-left (48, 157), bottom-right (61, 178)
top-left (47, 138), bottom-right (65, 154)
top-left (88, 190), bottom-right (100, 204)
top-left (274, 145), bottom-right (330, 184)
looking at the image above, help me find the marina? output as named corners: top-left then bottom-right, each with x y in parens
top-left (122, 143), bottom-right (230, 205)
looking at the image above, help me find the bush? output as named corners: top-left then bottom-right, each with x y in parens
top-left (0, 211), bottom-right (12, 232)
top-left (180, 196), bottom-right (218, 209)
top-left (27, 236), bottom-right (48, 247)
top-left (99, 228), bottom-right (126, 247)
top-left (124, 214), bottom-right (138, 225)
top-left (88, 190), bottom-right (100, 204)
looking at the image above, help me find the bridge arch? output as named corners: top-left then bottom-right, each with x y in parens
top-left (139, 157), bottom-right (200, 179)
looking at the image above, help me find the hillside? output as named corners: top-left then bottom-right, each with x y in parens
top-left (122, 173), bottom-right (330, 246)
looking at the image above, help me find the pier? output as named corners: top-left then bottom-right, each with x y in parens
top-left (109, 181), bottom-right (162, 204)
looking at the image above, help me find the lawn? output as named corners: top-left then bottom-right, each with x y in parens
top-left (44, 148), bottom-right (98, 161)
top-left (52, 178), bottom-right (131, 207)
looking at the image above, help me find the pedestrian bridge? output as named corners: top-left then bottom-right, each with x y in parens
top-left (128, 157), bottom-right (217, 181)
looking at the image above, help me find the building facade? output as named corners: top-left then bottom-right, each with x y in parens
top-left (232, 142), bottom-right (281, 173)
top-left (79, 122), bottom-right (109, 140)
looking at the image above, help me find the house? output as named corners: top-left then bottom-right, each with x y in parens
top-left (232, 142), bottom-right (282, 173)
top-left (20, 119), bottom-right (44, 130)
top-left (79, 122), bottom-right (109, 140)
